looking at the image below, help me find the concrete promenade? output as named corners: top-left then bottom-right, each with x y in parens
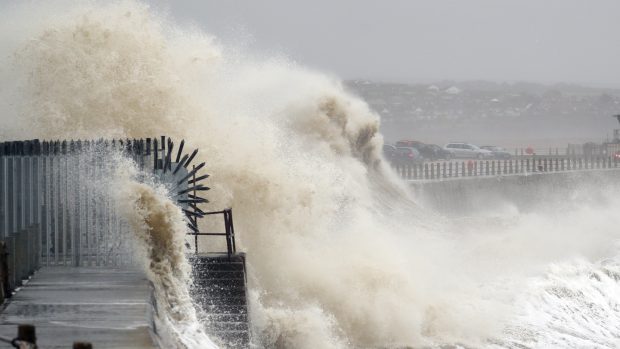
top-left (0, 267), bottom-right (156, 348)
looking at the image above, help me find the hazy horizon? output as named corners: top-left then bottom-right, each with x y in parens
top-left (148, 0), bottom-right (620, 88)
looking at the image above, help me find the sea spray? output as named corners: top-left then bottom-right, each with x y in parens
top-left (0, 1), bottom-right (537, 347)
top-left (2, 1), bottom-right (620, 348)
top-left (114, 166), bottom-right (218, 349)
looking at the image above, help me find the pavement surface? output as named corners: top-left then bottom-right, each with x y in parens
top-left (0, 267), bottom-right (156, 348)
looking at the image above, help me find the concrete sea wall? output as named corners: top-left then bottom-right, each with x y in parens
top-left (410, 169), bottom-right (620, 216)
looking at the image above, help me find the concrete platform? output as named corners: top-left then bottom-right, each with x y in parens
top-left (0, 267), bottom-right (156, 348)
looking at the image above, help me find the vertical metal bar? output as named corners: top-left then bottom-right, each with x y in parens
top-left (225, 210), bottom-right (231, 259)
top-left (68, 154), bottom-right (75, 266)
top-left (19, 154), bottom-right (28, 279)
top-left (45, 156), bottom-right (51, 266)
top-left (34, 156), bottom-right (41, 269)
top-left (54, 153), bottom-right (60, 265)
top-left (27, 157), bottom-right (32, 273)
top-left (86, 147), bottom-right (92, 266)
top-left (8, 155), bottom-right (16, 288)
top-left (94, 150), bottom-right (100, 266)
top-left (24, 155), bottom-right (31, 275)
top-left (229, 209), bottom-right (236, 254)
top-left (104, 176), bottom-right (109, 267)
top-left (153, 138), bottom-right (159, 171)
top-left (75, 152), bottom-right (80, 266)
top-left (191, 165), bottom-right (198, 253)
top-left (0, 156), bottom-right (5, 240)
top-left (7, 157), bottom-right (13, 237)
top-left (17, 156), bottom-right (23, 234)
top-left (61, 155), bottom-right (66, 265)
top-left (92, 149), bottom-right (97, 266)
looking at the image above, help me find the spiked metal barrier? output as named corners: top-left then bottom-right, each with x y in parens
top-left (0, 137), bottom-right (212, 284)
top-left (0, 137), bottom-right (249, 348)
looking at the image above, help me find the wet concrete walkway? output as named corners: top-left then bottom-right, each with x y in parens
top-left (0, 267), bottom-right (156, 348)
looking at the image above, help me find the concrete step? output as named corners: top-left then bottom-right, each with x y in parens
top-left (209, 321), bottom-right (249, 332)
top-left (197, 270), bottom-right (245, 279)
top-left (210, 330), bottom-right (250, 348)
top-left (193, 262), bottom-right (245, 272)
top-left (190, 253), bottom-right (250, 348)
top-left (194, 286), bottom-right (246, 298)
top-left (195, 296), bottom-right (247, 306)
top-left (200, 304), bottom-right (248, 315)
top-left (194, 277), bottom-right (245, 288)
top-left (204, 313), bottom-right (248, 323)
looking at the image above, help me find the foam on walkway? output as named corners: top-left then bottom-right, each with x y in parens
top-left (0, 267), bottom-right (156, 348)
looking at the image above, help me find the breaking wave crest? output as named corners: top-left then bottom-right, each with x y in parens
top-left (1, 1), bottom-right (620, 348)
top-left (95, 156), bottom-right (217, 349)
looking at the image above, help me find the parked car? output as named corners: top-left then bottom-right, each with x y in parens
top-left (396, 147), bottom-right (423, 164)
top-left (382, 144), bottom-right (399, 163)
top-left (396, 140), bottom-right (452, 160)
top-left (395, 140), bottom-right (424, 148)
top-left (480, 145), bottom-right (512, 159)
top-left (444, 142), bottom-right (493, 159)
top-left (426, 144), bottom-right (453, 160)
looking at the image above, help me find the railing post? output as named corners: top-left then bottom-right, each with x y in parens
top-left (228, 209), bottom-right (236, 254)
top-left (526, 159), bottom-right (530, 172)
top-left (225, 210), bottom-right (232, 259)
top-left (0, 241), bottom-right (7, 302)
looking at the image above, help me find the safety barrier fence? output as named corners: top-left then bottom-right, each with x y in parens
top-left (0, 137), bottom-right (223, 302)
top-left (394, 155), bottom-right (620, 181)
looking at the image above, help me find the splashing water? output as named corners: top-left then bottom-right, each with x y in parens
top-left (2, 1), bottom-right (620, 348)
top-left (117, 176), bottom-right (218, 349)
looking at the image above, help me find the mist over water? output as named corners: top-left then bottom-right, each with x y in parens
top-left (1, 1), bottom-right (620, 348)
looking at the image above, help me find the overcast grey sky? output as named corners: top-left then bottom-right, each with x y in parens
top-left (149, 0), bottom-right (620, 87)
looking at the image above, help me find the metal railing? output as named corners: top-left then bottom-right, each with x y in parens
top-left (0, 137), bottom-right (212, 298)
top-left (190, 208), bottom-right (237, 259)
top-left (393, 155), bottom-right (620, 181)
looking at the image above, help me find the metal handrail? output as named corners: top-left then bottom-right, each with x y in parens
top-left (187, 208), bottom-right (236, 259)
